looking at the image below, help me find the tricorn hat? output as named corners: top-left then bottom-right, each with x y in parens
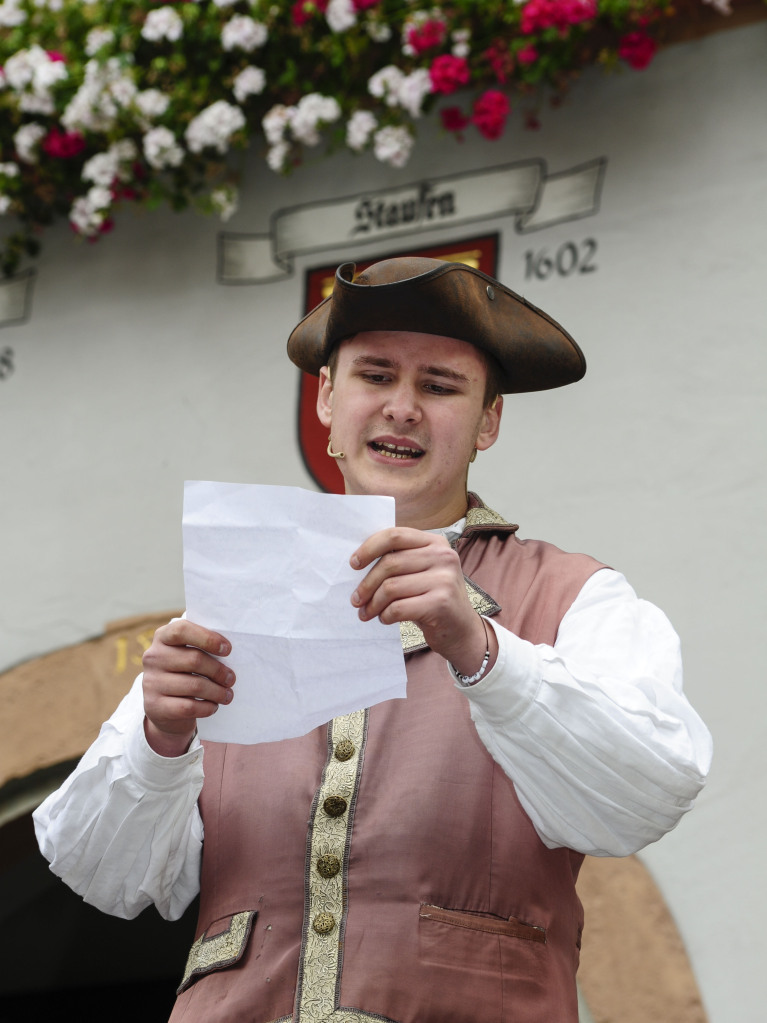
top-left (287, 256), bottom-right (586, 393)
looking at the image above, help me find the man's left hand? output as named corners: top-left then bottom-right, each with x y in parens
top-left (350, 527), bottom-right (497, 679)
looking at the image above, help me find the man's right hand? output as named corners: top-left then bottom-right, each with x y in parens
top-left (142, 619), bottom-right (235, 757)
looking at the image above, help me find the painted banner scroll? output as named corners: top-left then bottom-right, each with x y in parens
top-left (218, 157), bottom-right (606, 285)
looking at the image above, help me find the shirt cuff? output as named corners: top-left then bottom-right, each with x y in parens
top-left (451, 617), bottom-right (544, 721)
top-left (125, 715), bottom-right (204, 792)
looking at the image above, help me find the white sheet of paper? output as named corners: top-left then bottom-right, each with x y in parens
top-left (183, 481), bottom-right (407, 744)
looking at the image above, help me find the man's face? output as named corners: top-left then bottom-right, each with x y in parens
top-left (316, 331), bottom-right (503, 529)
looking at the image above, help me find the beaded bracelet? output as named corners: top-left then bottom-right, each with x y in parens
top-left (454, 617), bottom-right (491, 686)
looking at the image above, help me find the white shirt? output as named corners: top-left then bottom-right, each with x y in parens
top-left (33, 568), bottom-right (712, 921)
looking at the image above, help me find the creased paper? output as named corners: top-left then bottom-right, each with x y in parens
top-left (183, 481), bottom-right (406, 744)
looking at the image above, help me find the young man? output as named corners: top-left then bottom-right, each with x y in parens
top-left (35, 257), bottom-right (712, 1023)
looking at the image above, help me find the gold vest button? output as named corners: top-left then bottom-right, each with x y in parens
top-left (316, 853), bottom-right (341, 878)
top-left (312, 912), bottom-right (336, 934)
top-left (334, 738), bottom-right (355, 762)
top-left (323, 795), bottom-right (347, 817)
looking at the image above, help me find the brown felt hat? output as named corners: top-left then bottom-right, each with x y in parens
top-left (287, 257), bottom-right (586, 393)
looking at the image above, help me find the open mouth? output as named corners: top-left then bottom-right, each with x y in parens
top-left (369, 441), bottom-right (425, 460)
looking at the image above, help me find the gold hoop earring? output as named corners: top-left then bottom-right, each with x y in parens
top-left (469, 448), bottom-right (477, 463)
top-left (327, 437), bottom-right (345, 459)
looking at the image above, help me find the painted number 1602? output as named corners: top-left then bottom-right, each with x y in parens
top-left (523, 238), bottom-right (598, 281)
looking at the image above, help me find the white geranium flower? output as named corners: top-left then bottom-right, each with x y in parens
top-left (368, 65), bottom-right (430, 117)
top-left (346, 110), bottom-right (377, 151)
top-left (143, 126), bottom-right (184, 169)
top-left (266, 140), bottom-right (290, 173)
top-left (295, 93), bottom-right (340, 125)
top-left (136, 89), bottom-right (170, 120)
top-left (211, 186), bottom-right (238, 221)
top-left (0, 162), bottom-right (20, 177)
top-left (368, 65), bottom-right (404, 106)
top-left (108, 74), bottom-right (137, 108)
top-left (185, 100), bottom-right (246, 153)
top-left (326, 0), bottom-right (356, 32)
top-left (288, 110), bottom-right (319, 146)
top-left (262, 104), bottom-right (291, 145)
top-left (373, 125), bottom-right (414, 168)
top-left (221, 15), bottom-right (268, 52)
top-left (88, 185), bottom-right (112, 210)
top-left (0, 195), bottom-right (12, 215)
top-left (0, 0), bottom-right (26, 27)
top-left (82, 151), bottom-right (119, 187)
top-left (20, 93), bottom-right (54, 114)
top-left (69, 195), bottom-right (106, 236)
top-left (142, 7), bottom-right (184, 43)
top-left (397, 68), bottom-right (432, 118)
top-left (68, 198), bottom-right (92, 234)
top-left (5, 45), bottom-right (67, 93)
top-left (62, 59), bottom-right (135, 133)
top-left (451, 28), bottom-right (471, 58)
top-left (81, 141), bottom-right (136, 187)
top-left (233, 66), bottom-right (266, 103)
top-left (366, 19), bottom-right (392, 42)
top-left (111, 139), bottom-right (137, 164)
top-left (62, 86), bottom-right (103, 132)
top-left (34, 58), bottom-right (68, 92)
top-left (287, 94), bottom-right (341, 146)
top-left (12, 47), bottom-right (66, 115)
top-left (71, 184), bottom-right (113, 235)
top-left (4, 49), bottom-right (36, 90)
top-left (14, 122), bottom-right (46, 163)
top-left (85, 27), bottom-right (115, 57)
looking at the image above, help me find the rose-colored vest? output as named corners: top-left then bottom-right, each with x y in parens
top-left (171, 503), bottom-right (603, 1023)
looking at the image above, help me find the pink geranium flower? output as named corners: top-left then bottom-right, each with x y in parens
top-left (429, 55), bottom-right (470, 94)
top-left (291, 0), bottom-right (328, 26)
top-left (517, 45), bottom-right (539, 65)
top-left (520, 0), bottom-right (597, 35)
top-left (42, 128), bottom-right (86, 159)
top-left (618, 31), bottom-right (657, 70)
top-left (471, 90), bottom-right (510, 140)
top-left (113, 185), bottom-right (140, 202)
top-left (484, 40), bottom-right (515, 84)
top-left (440, 106), bottom-right (469, 133)
top-left (407, 18), bottom-right (446, 55)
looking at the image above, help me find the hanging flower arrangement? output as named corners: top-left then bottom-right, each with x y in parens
top-left (0, 0), bottom-right (744, 277)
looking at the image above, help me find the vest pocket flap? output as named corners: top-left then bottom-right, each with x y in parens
top-left (420, 904), bottom-right (546, 943)
top-left (177, 910), bottom-right (257, 994)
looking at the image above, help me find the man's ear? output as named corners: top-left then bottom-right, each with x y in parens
top-left (475, 394), bottom-right (503, 452)
top-left (316, 366), bottom-right (333, 428)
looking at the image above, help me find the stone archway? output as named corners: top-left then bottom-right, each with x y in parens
top-left (0, 613), bottom-right (193, 1019)
top-left (577, 855), bottom-right (708, 1022)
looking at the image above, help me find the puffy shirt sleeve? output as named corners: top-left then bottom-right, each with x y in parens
top-left (33, 673), bottom-right (205, 921)
top-left (456, 568), bottom-right (713, 857)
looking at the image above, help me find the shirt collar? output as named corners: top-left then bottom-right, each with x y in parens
top-left (427, 517), bottom-right (466, 545)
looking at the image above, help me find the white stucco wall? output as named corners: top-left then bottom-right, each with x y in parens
top-left (1, 22), bottom-right (765, 1022)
